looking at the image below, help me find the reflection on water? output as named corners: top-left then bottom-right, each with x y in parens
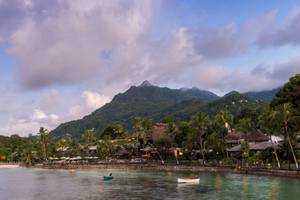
top-left (243, 175), bottom-right (249, 194)
top-left (270, 178), bottom-right (279, 200)
top-left (215, 174), bottom-right (222, 192)
top-left (0, 168), bottom-right (300, 200)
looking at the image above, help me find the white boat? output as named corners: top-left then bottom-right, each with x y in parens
top-left (177, 177), bottom-right (200, 184)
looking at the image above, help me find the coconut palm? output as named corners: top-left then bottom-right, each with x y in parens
top-left (82, 129), bottom-right (96, 146)
top-left (216, 110), bottom-right (233, 133)
top-left (22, 140), bottom-right (35, 166)
top-left (113, 124), bottom-right (127, 139)
top-left (241, 140), bottom-right (250, 167)
top-left (280, 103), bottom-right (299, 169)
top-left (57, 138), bottom-right (68, 149)
top-left (258, 108), bottom-right (281, 168)
top-left (236, 118), bottom-right (255, 133)
top-left (190, 112), bottom-right (210, 164)
top-left (38, 127), bottom-right (51, 161)
top-left (215, 110), bottom-right (233, 158)
top-left (133, 117), bottom-right (153, 148)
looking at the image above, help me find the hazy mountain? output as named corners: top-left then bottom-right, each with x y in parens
top-left (180, 87), bottom-right (219, 101)
top-left (243, 88), bottom-right (281, 102)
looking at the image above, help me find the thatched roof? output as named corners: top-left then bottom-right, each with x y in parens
top-left (225, 131), bottom-right (269, 144)
top-left (227, 142), bottom-right (279, 152)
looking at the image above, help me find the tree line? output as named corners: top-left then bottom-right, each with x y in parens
top-left (0, 74), bottom-right (299, 168)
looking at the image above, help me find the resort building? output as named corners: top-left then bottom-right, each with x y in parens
top-left (226, 131), bottom-right (283, 154)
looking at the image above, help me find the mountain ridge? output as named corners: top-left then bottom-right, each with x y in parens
top-left (51, 81), bottom-right (278, 138)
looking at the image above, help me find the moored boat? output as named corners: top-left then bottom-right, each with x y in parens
top-left (177, 177), bottom-right (200, 184)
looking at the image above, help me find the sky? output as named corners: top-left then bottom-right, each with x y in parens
top-left (0, 0), bottom-right (300, 136)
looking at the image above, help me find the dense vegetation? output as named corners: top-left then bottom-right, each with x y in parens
top-left (243, 87), bottom-right (281, 102)
top-left (0, 74), bottom-right (299, 169)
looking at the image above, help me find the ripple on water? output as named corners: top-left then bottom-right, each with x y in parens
top-left (0, 168), bottom-right (300, 200)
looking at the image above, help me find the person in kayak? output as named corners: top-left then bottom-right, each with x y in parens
top-left (103, 173), bottom-right (113, 181)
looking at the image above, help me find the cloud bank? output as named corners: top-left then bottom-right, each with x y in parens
top-left (1, 1), bottom-right (300, 135)
top-left (1, 1), bottom-right (299, 92)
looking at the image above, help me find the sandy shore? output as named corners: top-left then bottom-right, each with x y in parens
top-left (37, 163), bottom-right (300, 178)
top-left (0, 164), bottom-right (20, 168)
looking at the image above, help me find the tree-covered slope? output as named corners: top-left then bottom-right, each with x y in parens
top-left (243, 88), bottom-right (281, 102)
top-left (51, 82), bottom-right (219, 138)
top-left (157, 91), bottom-right (266, 121)
top-left (200, 91), bottom-right (266, 116)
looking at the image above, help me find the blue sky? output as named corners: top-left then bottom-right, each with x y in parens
top-left (0, 0), bottom-right (300, 135)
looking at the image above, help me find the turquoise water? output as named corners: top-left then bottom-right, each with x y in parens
top-left (0, 168), bottom-right (300, 200)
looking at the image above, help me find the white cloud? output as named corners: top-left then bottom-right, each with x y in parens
top-left (0, 108), bottom-right (60, 136)
top-left (32, 109), bottom-right (47, 120)
top-left (8, 0), bottom-right (153, 89)
top-left (2, 1), bottom-right (296, 94)
top-left (192, 10), bottom-right (277, 59)
top-left (0, 87), bottom-right (112, 136)
top-left (68, 90), bottom-right (111, 119)
top-left (257, 7), bottom-right (300, 47)
top-left (82, 90), bottom-right (110, 109)
top-left (39, 89), bottom-right (64, 113)
top-left (1, 1), bottom-right (300, 136)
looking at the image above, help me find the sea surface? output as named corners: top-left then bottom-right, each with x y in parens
top-left (0, 167), bottom-right (300, 200)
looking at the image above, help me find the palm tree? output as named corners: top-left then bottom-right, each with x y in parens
top-left (38, 127), bottom-right (51, 161)
top-left (133, 117), bottom-right (143, 137)
top-left (112, 124), bottom-right (127, 139)
top-left (57, 138), bottom-right (68, 149)
top-left (215, 110), bottom-right (233, 158)
top-left (258, 108), bottom-right (281, 168)
top-left (240, 140), bottom-right (250, 167)
top-left (216, 110), bottom-right (233, 133)
top-left (206, 131), bottom-right (223, 160)
top-left (82, 129), bottom-right (96, 146)
top-left (280, 103), bottom-right (299, 169)
top-left (23, 140), bottom-right (34, 166)
top-left (236, 118), bottom-right (255, 133)
top-left (97, 139), bottom-right (113, 159)
top-left (190, 112), bottom-right (210, 164)
top-left (133, 117), bottom-right (153, 148)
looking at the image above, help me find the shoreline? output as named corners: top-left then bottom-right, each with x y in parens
top-left (36, 163), bottom-right (300, 178)
top-left (0, 163), bottom-right (20, 168)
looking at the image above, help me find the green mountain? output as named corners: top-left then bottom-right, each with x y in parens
top-left (157, 91), bottom-right (266, 121)
top-left (200, 91), bottom-right (266, 115)
top-left (243, 88), bottom-right (281, 102)
top-left (112, 81), bottom-right (219, 103)
top-left (51, 81), bottom-right (219, 138)
top-left (51, 82), bottom-right (267, 138)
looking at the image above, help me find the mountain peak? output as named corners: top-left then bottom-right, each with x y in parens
top-left (191, 87), bottom-right (200, 91)
top-left (224, 91), bottom-right (241, 97)
top-left (139, 80), bottom-right (154, 87)
top-left (180, 87), bottom-right (200, 91)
